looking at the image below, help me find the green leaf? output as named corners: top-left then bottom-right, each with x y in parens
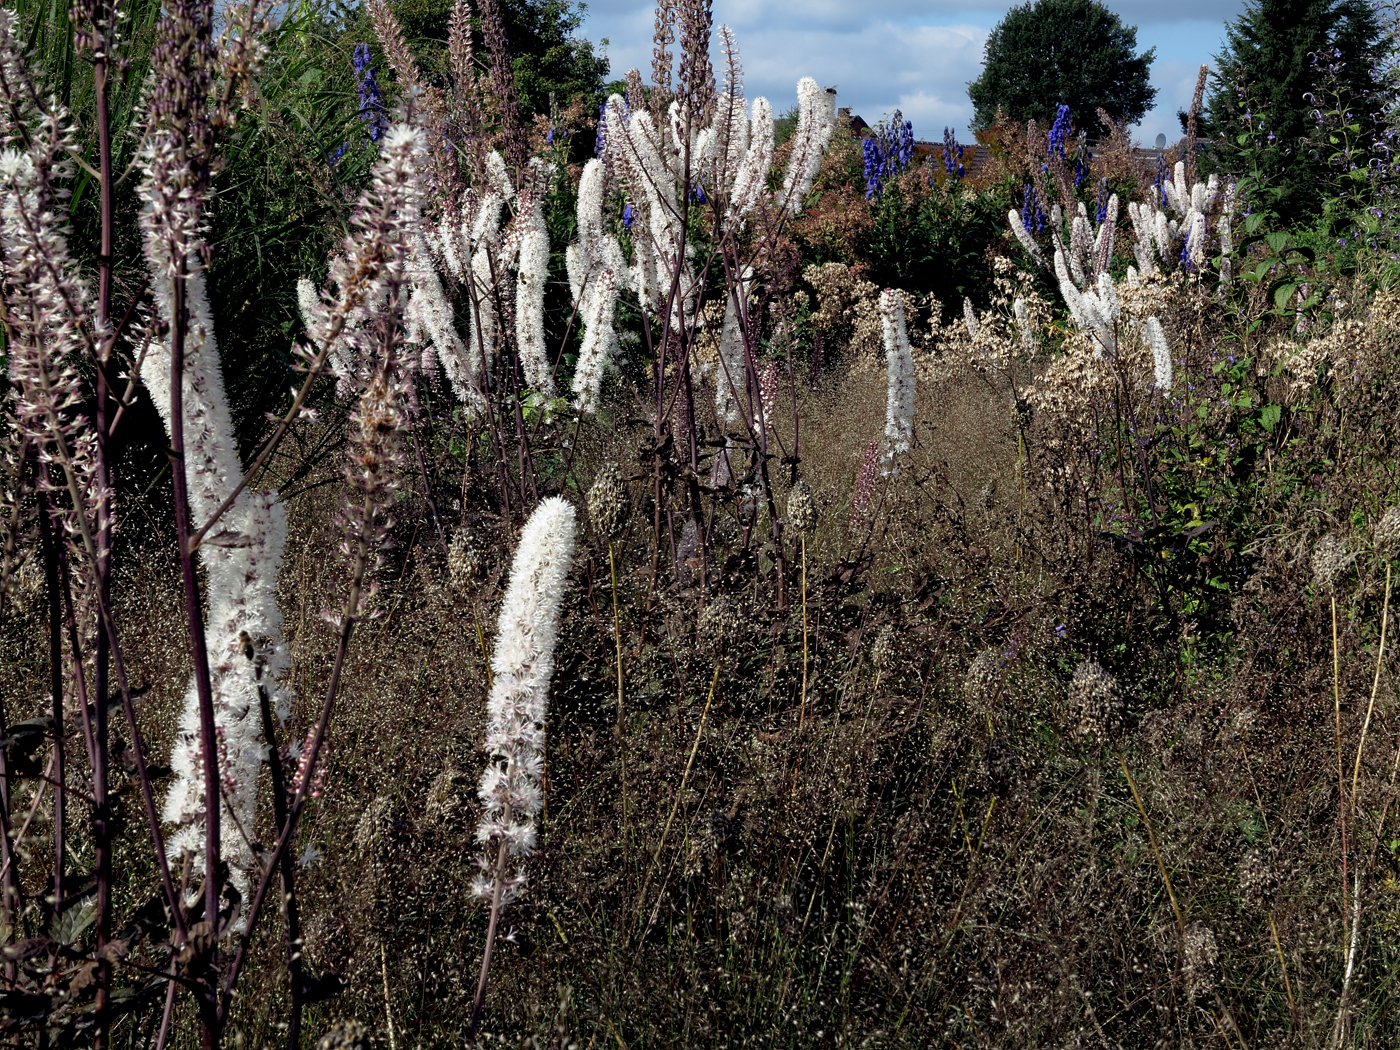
top-left (1259, 403), bottom-right (1281, 432)
top-left (1273, 282), bottom-right (1299, 309)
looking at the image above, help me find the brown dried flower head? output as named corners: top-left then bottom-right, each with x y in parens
top-left (1182, 924), bottom-right (1219, 1001)
top-left (1312, 533), bottom-right (1350, 593)
top-left (1237, 848), bottom-right (1278, 913)
top-left (787, 479), bottom-right (818, 534)
top-left (1376, 506), bottom-right (1400, 558)
top-left (447, 527), bottom-right (486, 589)
top-left (588, 462), bottom-right (632, 542)
top-left (316, 1020), bottom-right (372, 1050)
top-left (1067, 659), bottom-right (1122, 745)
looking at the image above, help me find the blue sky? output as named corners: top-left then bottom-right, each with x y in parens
top-left (577, 0), bottom-right (1253, 147)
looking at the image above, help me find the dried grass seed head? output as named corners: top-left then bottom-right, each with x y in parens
top-left (787, 479), bottom-right (818, 534)
top-left (1067, 659), bottom-right (1121, 745)
top-left (698, 593), bottom-right (744, 651)
top-left (1182, 924), bottom-right (1218, 1001)
top-left (1376, 505), bottom-right (1400, 557)
top-left (964, 647), bottom-right (1003, 715)
top-left (316, 1020), bottom-right (372, 1050)
top-left (588, 462), bottom-right (631, 542)
top-left (1237, 847), bottom-right (1278, 913)
top-left (1312, 533), bottom-right (1351, 593)
top-left (871, 624), bottom-right (897, 668)
top-left (447, 526), bottom-right (486, 589)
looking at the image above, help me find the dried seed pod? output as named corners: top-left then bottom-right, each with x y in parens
top-left (698, 594), bottom-right (743, 652)
top-left (1067, 659), bottom-right (1122, 745)
top-left (964, 647), bottom-right (1003, 714)
top-left (871, 624), bottom-right (897, 668)
top-left (788, 480), bottom-right (818, 534)
top-left (1237, 847), bottom-right (1278, 913)
top-left (424, 765), bottom-right (473, 831)
top-left (588, 462), bottom-right (631, 542)
top-left (447, 527), bottom-right (485, 589)
top-left (1312, 533), bottom-right (1350, 592)
top-left (1376, 506), bottom-right (1400, 557)
top-left (316, 1020), bottom-right (372, 1050)
top-left (1182, 924), bottom-right (1218, 1001)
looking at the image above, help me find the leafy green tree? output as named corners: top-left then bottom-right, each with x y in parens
top-left (1203, 0), bottom-right (1383, 220)
top-left (967, 0), bottom-right (1156, 132)
top-left (389, 0), bottom-right (609, 119)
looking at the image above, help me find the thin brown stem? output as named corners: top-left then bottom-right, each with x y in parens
top-left (168, 268), bottom-right (222, 1040)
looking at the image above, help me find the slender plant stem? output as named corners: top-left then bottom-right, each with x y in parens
top-left (218, 554), bottom-right (366, 1024)
top-left (467, 803), bottom-right (512, 1045)
top-left (256, 678), bottom-right (303, 1050)
top-left (610, 541), bottom-right (624, 730)
top-left (637, 667), bottom-right (719, 927)
top-left (799, 534), bottom-right (809, 727)
top-left (382, 944), bottom-right (398, 1050)
top-left (37, 489), bottom-right (64, 931)
top-left (1333, 592), bottom-right (1349, 959)
top-left (1350, 563), bottom-right (1391, 812)
top-left (1119, 753), bottom-right (1185, 941)
top-left (168, 265), bottom-right (223, 1043)
top-left (472, 599), bottom-right (493, 690)
top-left (91, 45), bottom-right (116, 1047)
top-left (1269, 910), bottom-right (1296, 1015)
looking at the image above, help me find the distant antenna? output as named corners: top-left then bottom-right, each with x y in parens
top-left (1155, 133), bottom-right (1167, 150)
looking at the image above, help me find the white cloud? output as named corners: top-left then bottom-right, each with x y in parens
top-left (580, 1), bottom-right (1247, 144)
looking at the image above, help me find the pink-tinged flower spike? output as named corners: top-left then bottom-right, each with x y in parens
top-left (714, 272), bottom-right (751, 425)
top-left (1008, 209), bottom-right (1043, 264)
top-left (729, 96), bottom-right (773, 219)
top-left (709, 25), bottom-right (749, 198)
top-left (776, 77), bottom-right (836, 216)
top-left (1145, 316), bottom-right (1172, 392)
top-left (147, 122), bottom-right (425, 909)
top-left (1091, 193), bottom-right (1118, 277)
top-left (474, 496), bottom-right (578, 904)
top-left (878, 289), bottom-right (915, 472)
top-left (963, 297), bottom-right (980, 338)
top-left (0, 9), bottom-right (106, 557)
top-left (514, 160), bottom-right (555, 395)
top-left (850, 439), bottom-right (880, 531)
top-left (571, 268), bottom-right (618, 415)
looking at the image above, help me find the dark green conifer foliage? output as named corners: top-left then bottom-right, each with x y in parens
top-left (967, 0), bottom-right (1156, 132)
top-left (1204, 0), bottom-right (1382, 218)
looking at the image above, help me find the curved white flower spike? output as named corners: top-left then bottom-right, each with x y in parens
top-left (776, 77), bottom-right (836, 215)
top-left (474, 496), bottom-right (577, 904)
top-left (878, 288), bottom-right (915, 472)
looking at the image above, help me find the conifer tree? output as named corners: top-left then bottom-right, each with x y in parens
top-left (1204, 0), bottom-right (1382, 218)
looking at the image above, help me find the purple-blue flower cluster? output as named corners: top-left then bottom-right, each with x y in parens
top-left (354, 43), bottom-right (388, 144)
top-left (1095, 177), bottom-right (1110, 223)
top-left (942, 126), bottom-right (965, 180)
top-left (1022, 184), bottom-right (1048, 233)
top-left (1153, 151), bottom-right (1168, 207)
top-left (863, 110), bottom-right (915, 199)
top-left (1044, 103), bottom-right (1088, 186)
top-left (1047, 104), bottom-right (1072, 161)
